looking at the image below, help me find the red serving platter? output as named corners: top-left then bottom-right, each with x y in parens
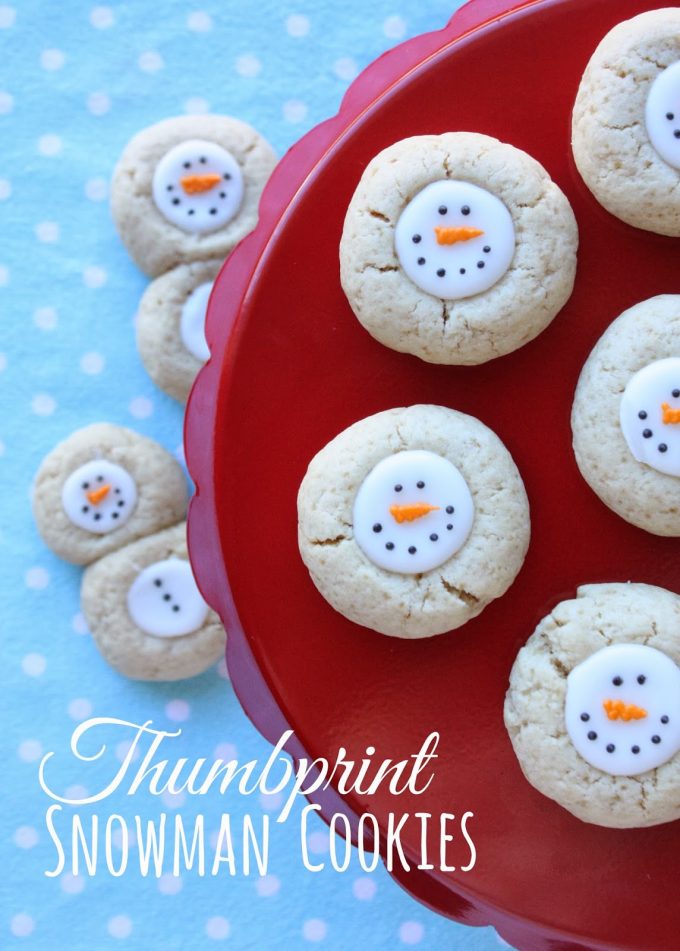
top-left (185, 1), bottom-right (680, 948)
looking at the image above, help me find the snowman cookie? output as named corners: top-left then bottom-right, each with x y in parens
top-left (81, 523), bottom-right (225, 681)
top-left (572, 8), bottom-right (680, 236)
top-left (572, 295), bottom-right (680, 536)
top-left (297, 405), bottom-right (530, 638)
top-left (504, 582), bottom-right (680, 828)
top-left (136, 259), bottom-right (222, 403)
top-left (339, 132), bottom-right (578, 365)
top-left (111, 115), bottom-right (277, 277)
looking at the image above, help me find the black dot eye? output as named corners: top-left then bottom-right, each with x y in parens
top-left (661, 715), bottom-right (669, 724)
top-left (438, 205), bottom-right (447, 215)
top-left (154, 579), bottom-right (162, 587)
top-left (580, 713), bottom-right (590, 722)
top-left (97, 475), bottom-right (104, 482)
top-left (461, 205), bottom-right (470, 215)
top-left (82, 482), bottom-right (89, 489)
top-left (637, 674), bottom-right (646, 685)
top-left (385, 542), bottom-right (394, 550)
top-left (183, 161), bottom-right (191, 169)
top-left (658, 443), bottom-right (668, 453)
top-left (612, 676), bottom-right (623, 686)
top-left (652, 735), bottom-right (661, 744)
top-left (606, 744), bottom-right (615, 753)
top-left (416, 480), bottom-right (425, 489)
top-left (638, 410), bottom-right (647, 419)
top-left (199, 156), bottom-right (207, 163)
top-left (372, 523), bottom-right (382, 533)
top-left (631, 745), bottom-right (640, 754)
top-left (166, 185), bottom-right (173, 191)
top-left (587, 731), bottom-right (597, 741)
top-left (642, 429), bottom-right (652, 438)
top-left (412, 234), bottom-right (421, 244)
top-left (408, 546), bottom-right (417, 554)
top-left (672, 388), bottom-right (680, 398)
top-left (394, 484), bottom-right (402, 492)
top-left (429, 533), bottom-right (438, 541)
top-left (436, 268), bottom-right (446, 277)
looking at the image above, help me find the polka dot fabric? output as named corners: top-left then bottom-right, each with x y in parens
top-left (3, 1), bottom-right (504, 949)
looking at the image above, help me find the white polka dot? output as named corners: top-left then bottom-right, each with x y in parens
top-left (35, 221), bottom-right (60, 243)
top-left (85, 177), bottom-right (108, 201)
top-left (352, 876), bottom-right (377, 900)
top-left (115, 739), bottom-right (140, 763)
top-left (0, 178), bottom-right (10, 199)
top-left (383, 15), bottom-right (407, 39)
top-left (40, 48), bottom-right (65, 70)
top-left (283, 99), bottom-right (308, 123)
top-left (31, 393), bottom-right (56, 417)
top-left (0, 264), bottom-right (9, 285)
top-left (72, 612), bottom-right (89, 635)
top-left (68, 698), bottom-right (93, 721)
top-left (87, 91), bottom-right (110, 115)
top-left (158, 873), bottom-right (183, 895)
top-left (161, 788), bottom-right (186, 809)
top-left (235, 53), bottom-right (261, 78)
top-left (0, 6), bottom-right (16, 28)
top-left (83, 265), bottom-right (108, 288)
top-left (333, 57), bottom-right (359, 82)
top-left (14, 826), bottom-right (39, 849)
top-left (80, 351), bottom-right (104, 375)
top-left (128, 395), bottom-right (153, 419)
top-left (0, 90), bottom-right (13, 114)
top-left (138, 51), bottom-right (163, 73)
top-left (38, 134), bottom-right (63, 156)
top-left (64, 784), bottom-right (89, 801)
top-left (25, 566), bottom-right (50, 588)
top-left (112, 824), bottom-right (137, 850)
top-left (90, 6), bottom-right (114, 29)
top-left (21, 653), bottom-right (46, 677)
top-left (399, 921), bottom-right (424, 945)
top-left (0, 352), bottom-right (6, 371)
top-left (10, 914), bottom-right (34, 938)
top-left (214, 742), bottom-right (237, 761)
top-left (18, 739), bottom-right (43, 763)
top-left (33, 306), bottom-right (58, 330)
top-left (187, 11), bottom-right (212, 32)
top-left (165, 699), bottom-right (190, 722)
top-left (286, 14), bottom-right (310, 37)
top-left (60, 872), bottom-right (85, 894)
top-left (216, 657), bottom-right (229, 679)
top-left (205, 917), bottom-right (230, 940)
top-left (302, 919), bottom-right (327, 942)
top-left (184, 96), bottom-right (210, 115)
top-left (107, 915), bottom-right (133, 939)
top-left (0, 439), bottom-right (5, 457)
top-left (259, 790), bottom-right (284, 812)
top-left (307, 830), bottom-right (328, 855)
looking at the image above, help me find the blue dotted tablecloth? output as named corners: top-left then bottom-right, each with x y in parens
top-left (2, 2), bottom-right (512, 948)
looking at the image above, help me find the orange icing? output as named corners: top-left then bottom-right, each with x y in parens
top-left (389, 503), bottom-right (440, 523)
top-left (180, 173), bottom-right (221, 194)
top-left (86, 484), bottom-right (111, 506)
top-left (661, 402), bottom-right (680, 424)
top-left (602, 698), bottom-right (648, 722)
top-left (434, 226), bottom-right (484, 245)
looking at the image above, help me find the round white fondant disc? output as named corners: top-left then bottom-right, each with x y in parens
top-left (180, 281), bottom-right (213, 362)
top-left (645, 61), bottom-right (680, 170)
top-left (620, 357), bottom-right (680, 477)
top-left (126, 558), bottom-right (209, 638)
top-left (61, 460), bottom-right (138, 534)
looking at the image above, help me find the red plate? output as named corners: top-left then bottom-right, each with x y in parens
top-left (185, 1), bottom-right (680, 948)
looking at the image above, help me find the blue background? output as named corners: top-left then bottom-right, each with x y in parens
top-left (1, 1), bottom-right (511, 948)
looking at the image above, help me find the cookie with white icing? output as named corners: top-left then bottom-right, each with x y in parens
top-left (504, 582), bottom-right (680, 828)
top-left (136, 259), bottom-right (222, 403)
top-left (572, 8), bottom-right (680, 236)
top-left (572, 294), bottom-right (680, 536)
top-left (33, 423), bottom-right (188, 564)
top-left (81, 523), bottom-right (225, 681)
top-left (339, 132), bottom-right (577, 365)
top-left (297, 405), bottom-right (530, 638)
top-left (111, 115), bottom-right (277, 277)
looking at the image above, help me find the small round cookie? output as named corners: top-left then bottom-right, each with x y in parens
top-left (571, 295), bottom-right (680, 536)
top-left (572, 9), bottom-right (680, 236)
top-left (136, 259), bottom-right (222, 403)
top-left (504, 582), bottom-right (680, 828)
top-left (33, 423), bottom-right (188, 565)
top-left (81, 523), bottom-right (225, 681)
top-left (111, 115), bottom-right (277, 277)
top-left (339, 132), bottom-right (577, 365)
top-left (297, 405), bottom-right (530, 638)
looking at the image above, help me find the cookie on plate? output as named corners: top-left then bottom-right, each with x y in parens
top-left (136, 259), bottom-right (222, 403)
top-left (298, 404), bottom-right (530, 638)
top-left (33, 423), bottom-right (188, 565)
top-left (571, 294), bottom-right (680, 536)
top-left (339, 132), bottom-right (578, 365)
top-left (572, 8), bottom-right (680, 236)
top-left (81, 522), bottom-right (225, 681)
top-left (111, 115), bottom-right (277, 277)
top-left (504, 582), bottom-right (680, 828)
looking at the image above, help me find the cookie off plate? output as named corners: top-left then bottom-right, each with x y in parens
top-left (185, 1), bottom-right (680, 949)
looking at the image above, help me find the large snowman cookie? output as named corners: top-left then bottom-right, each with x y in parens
top-left (111, 115), bottom-right (277, 277)
top-left (136, 259), bottom-right (222, 403)
top-left (339, 132), bottom-right (577, 365)
top-left (297, 405), bottom-right (530, 638)
top-left (81, 523), bottom-right (225, 681)
top-left (33, 423), bottom-right (188, 564)
top-left (504, 583), bottom-right (680, 828)
top-left (572, 295), bottom-right (680, 536)
top-left (572, 8), bottom-right (680, 236)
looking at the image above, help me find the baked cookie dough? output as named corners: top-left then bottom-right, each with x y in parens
top-left (572, 8), bottom-right (680, 236)
top-left (33, 423), bottom-right (188, 564)
top-left (136, 259), bottom-right (222, 403)
top-left (111, 115), bottom-right (277, 277)
top-left (504, 583), bottom-right (680, 828)
top-left (572, 294), bottom-right (680, 536)
top-left (339, 132), bottom-right (578, 365)
top-left (297, 405), bottom-right (530, 637)
top-left (81, 523), bottom-right (225, 681)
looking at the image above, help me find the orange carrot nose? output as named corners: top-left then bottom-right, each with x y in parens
top-left (434, 226), bottom-right (484, 245)
top-left (661, 402), bottom-right (680, 424)
top-left (86, 484), bottom-right (111, 506)
top-left (603, 699), bottom-right (648, 722)
top-left (389, 503), bottom-right (440, 524)
top-left (180, 173), bottom-right (222, 195)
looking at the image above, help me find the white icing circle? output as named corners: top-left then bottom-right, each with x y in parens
top-left (394, 180), bottom-right (515, 300)
top-left (180, 281), bottom-right (213, 362)
top-left (152, 139), bottom-right (244, 234)
top-left (62, 460), bottom-right (137, 534)
top-left (620, 357), bottom-right (680, 477)
top-left (645, 61), bottom-right (680, 170)
top-left (126, 558), bottom-right (209, 638)
top-left (565, 644), bottom-right (680, 776)
top-left (353, 449), bottom-right (474, 574)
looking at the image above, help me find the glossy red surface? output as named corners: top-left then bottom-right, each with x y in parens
top-left (185, 1), bottom-right (680, 948)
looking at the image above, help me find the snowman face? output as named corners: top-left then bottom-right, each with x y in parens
top-left (62, 460), bottom-right (137, 534)
top-left (394, 180), bottom-right (515, 300)
top-left (353, 449), bottom-right (474, 574)
top-left (152, 139), bottom-right (244, 235)
top-left (645, 61), bottom-right (680, 170)
top-left (565, 644), bottom-right (680, 776)
top-left (619, 357), bottom-right (680, 477)
top-left (180, 281), bottom-right (213, 363)
top-left (126, 558), bottom-right (209, 638)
